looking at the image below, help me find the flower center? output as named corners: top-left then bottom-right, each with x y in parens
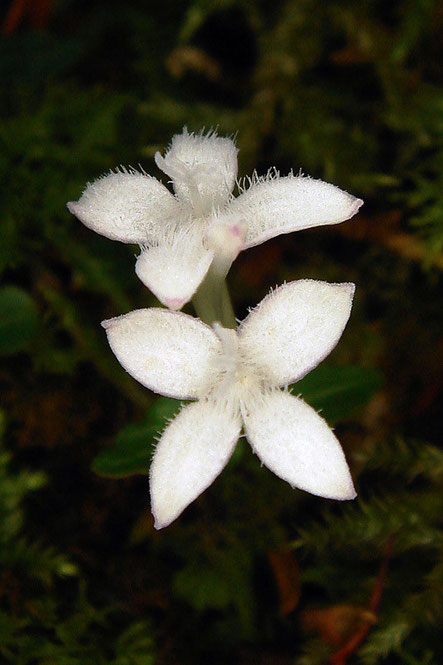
top-left (207, 324), bottom-right (261, 406)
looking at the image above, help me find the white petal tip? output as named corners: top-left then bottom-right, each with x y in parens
top-left (135, 243), bottom-right (213, 311)
top-left (350, 198), bottom-right (364, 217)
top-left (152, 504), bottom-right (184, 529)
top-left (101, 318), bottom-right (114, 330)
top-left (66, 201), bottom-right (78, 215)
top-left (331, 483), bottom-right (357, 501)
top-left (153, 515), bottom-right (172, 530)
top-left (163, 297), bottom-right (187, 311)
top-left (154, 151), bottom-right (165, 170)
top-left (342, 282), bottom-right (356, 297)
top-left (309, 459), bottom-right (357, 502)
top-left (305, 474), bottom-right (357, 502)
top-left (135, 253), bottom-right (193, 310)
top-left (149, 401), bottom-right (241, 530)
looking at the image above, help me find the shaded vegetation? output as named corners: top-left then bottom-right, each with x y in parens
top-left (0, 0), bottom-right (441, 663)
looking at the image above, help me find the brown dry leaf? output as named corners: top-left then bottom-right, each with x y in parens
top-left (237, 242), bottom-right (283, 289)
top-left (166, 46), bottom-right (221, 81)
top-left (0, 371), bottom-right (103, 449)
top-left (129, 510), bottom-right (155, 545)
top-left (301, 604), bottom-right (376, 648)
top-left (2, 0), bottom-right (52, 34)
top-left (339, 209), bottom-right (402, 244)
top-left (337, 210), bottom-right (443, 269)
top-left (330, 45), bottom-right (371, 65)
top-left (268, 550), bottom-right (300, 616)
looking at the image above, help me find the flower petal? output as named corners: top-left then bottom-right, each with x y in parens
top-left (155, 128), bottom-right (238, 214)
top-left (243, 390), bottom-right (356, 500)
top-left (67, 170), bottom-right (180, 243)
top-left (239, 280), bottom-right (355, 386)
top-left (150, 400), bottom-right (242, 528)
top-left (135, 225), bottom-right (214, 310)
top-left (102, 309), bottom-right (220, 399)
top-left (226, 172), bottom-right (363, 250)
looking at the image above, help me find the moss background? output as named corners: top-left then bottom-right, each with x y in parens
top-left (0, 1), bottom-right (441, 663)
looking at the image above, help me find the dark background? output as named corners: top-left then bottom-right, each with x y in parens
top-left (0, 1), bottom-right (441, 663)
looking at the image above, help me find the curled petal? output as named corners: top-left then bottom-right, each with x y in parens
top-left (243, 390), bottom-right (356, 500)
top-left (102, 309), bottom-right (220, 399)
top-left (155, 128), bottom-right (238, 214)
top-left (67, 170), bottom-right (179, 244)
top-left (135, 225), bottom-right (214, 310)
top-left (239, 280), bottom-right (355, 386)
top-left (226, 172), bottom-right (363, 250)
top-left (150, 400), bottom-right (242, 528)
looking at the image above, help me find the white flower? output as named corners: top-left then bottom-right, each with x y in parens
top-left (102, 279), bottom-right (357, 529)
top-left (68, 129), bottom-right (363, 311)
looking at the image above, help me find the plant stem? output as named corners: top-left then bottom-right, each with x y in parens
top-left (192, 267), bottom-right (236, 329)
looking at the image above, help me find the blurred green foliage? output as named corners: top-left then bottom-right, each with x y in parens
top-left (0, 0), bottom-right (441, 663)
top-left (0, 286), bottom-right (39, 354)
top-left (0, 411), bottom-right (155, 664)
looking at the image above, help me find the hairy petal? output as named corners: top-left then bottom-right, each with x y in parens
top-left (239, 280), bottom-right (355, 386)
top-left (226, 173), bottom-right (363, 249)
top-left (135, 225), bottom-right (214, 310)
top-left (155, 128), bottom-right (238, 214)
top-left (102, 309), bottom-right (220, 399)
top-left (150, 400), bottom-right (241, 528)
top-left (67, 171), bottom-right (180, 243)
top-left (243, 390), bottom-right (356, 500)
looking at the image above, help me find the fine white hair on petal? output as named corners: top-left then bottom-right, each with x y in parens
top-left (67, 169), bottom-right (180, 244)
top-left (102, 308), bottom-right (221, 400)
top-left (154, 127), bottom-right (238, 214)
top-left (238, 280), bottom-right (355, 386)
top-left (135, 222), bottom-right (214, 310)
top-left (150, 399), bottom-right (242, 529)
top-left (242, 390), bottom-right (356, 500)
top-left (225, 172), bottom-right (363, 250)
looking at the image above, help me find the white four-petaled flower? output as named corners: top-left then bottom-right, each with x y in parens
top-left (68, 128), bottom-right (363, 311)
top-left (102, 279), bottom-right (357, 529)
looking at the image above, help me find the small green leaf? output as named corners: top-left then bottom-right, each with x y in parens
top-left (292, 365), bottom-right (383, 423)
top-left (0, 286), bottom-right (39, 355)
top-left (179, 0), bottom-right (235, 42)
top-left (173, 563), bottom-right (233, 611)
top-left (92, 398), bottom-right (178, 478)
top-left (173, 547), bottom-right (255, 638)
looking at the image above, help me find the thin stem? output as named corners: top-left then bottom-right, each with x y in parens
top-left (192, 266), bottom-right (236, 329)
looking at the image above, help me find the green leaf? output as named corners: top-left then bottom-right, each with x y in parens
top-left (0, 33), bottom-right (84, 87)
top-left (173, 562), bottom-right (233, 611)
top-left (92, 398), bottom-right (178, 478)
top-left (0, 286), bottom-right (39, 355)
top-left (292, 365), bottom-right (383, 423)
top-left (179, 0), bottom-right (236, 42)
top-left (173, 546), bottom-right (254, 638)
